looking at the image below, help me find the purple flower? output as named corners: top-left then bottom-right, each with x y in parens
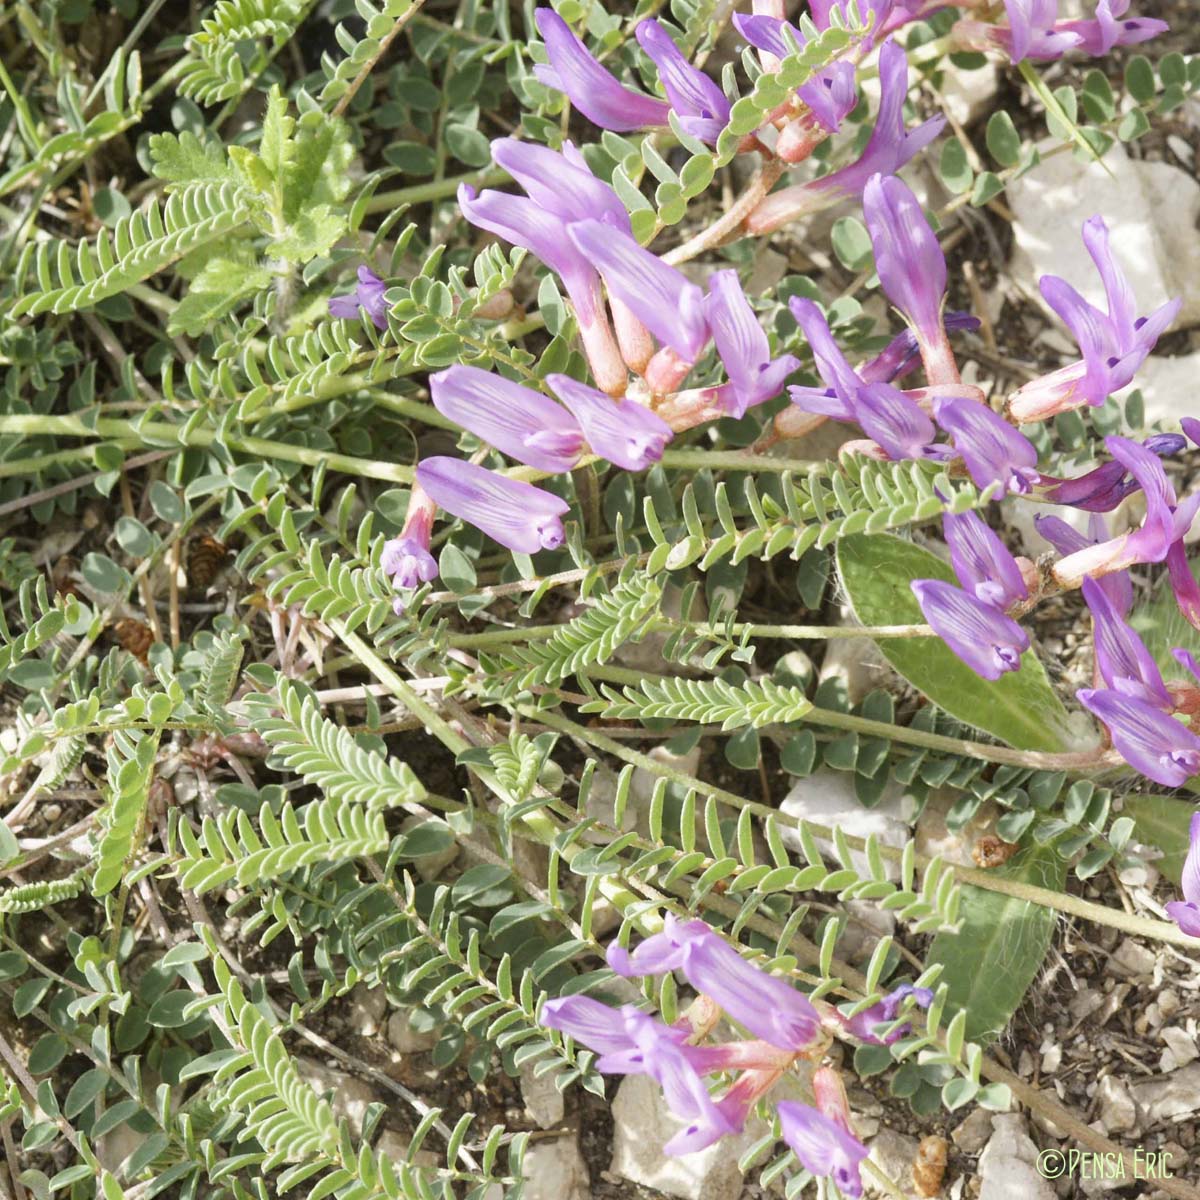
top-left (787, 297), bottom-right (938, 459)
top-left (458, 184), bottom-right (601, 326)
top-left (380, 486), bottom-right (439, 611)
top-left (777, 1101), bottom-right (868, 1198)
top-left (1051, 438), bottom-right (1200, 628)
top-left (705, 270), bottom-right (800, 418)
top-left (1000, 0), bottom-right (1084, 61)
top-left (1077, 688), bottom-right (1200, 788)
top-left (1009, 217), bottom-right (1181, 420)
top-left (459, 183), bottom-right (627, 394)
top-left (569, 221), bottom-right (709, 361)
top-left (430, 365), bottom-right (584, 473)
top-left (944, 510), bottom-right (1028, 610)
top-left (607, 914), bottom-right (821, 1051)
top-left (1164, 813), bottom-right (1200, 938)
top-left (1054, 0), bottom-right (1168, 57)
top-left (534, 8), bottom-right (671, 131)
top-left (746, 41), bottom-right (945, 233)
top-left (841, 983), bottom-right (934, 1044)
top-left (931, 394), bottom-right (1040, 495)
top-left (1039, 434), bottom-right (1187, 512)
top-left (329, 265), bottom-right (388, 329)
top-left (911, 579), bottom-right (1030, 680)
top-left (539, 997), bottom-right (740, 1154)
top-left (546, 373), bottom-right (672, 470)
top-left (416, 457), bottom-right (569, 555)
top-left (1082, 577), bottom-right (1172, 708)
top-left (635, 20), bottom-right (730, 144)
top-left (863, 174), bottom-right (946, 350)
top-left (490, 137), bottom-right (630, 233)
top-left (1036, 512), bottom-right (1133, 616)
top-left (381, 536), bottom-right (437, 592)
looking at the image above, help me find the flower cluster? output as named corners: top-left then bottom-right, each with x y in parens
top-left (540, 915), bottom-right (932, 1192)
top-left (954, 0), bottom-right (1168, 64)
top-left (1076, 577), bottom-right (1200, 787)
top-left (784, 173), bottom-right (1040, 496)
top-left (911, 511), bottom-right (1033, 681)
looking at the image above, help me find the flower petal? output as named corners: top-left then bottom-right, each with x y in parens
top-left (535, 8), bottom-right (672, 131)
top-left (546, 373), bottom-right (673, 470)
top-left (416, 456), bottom-right (569, 555)
top-left (569, 220), bottom-right (709, 360)
top-left (911, 579), bottom-right (1029, 680)
top-left (1077, 688), bottom-right (1200, 788)
top-left (635, 20), bottom-right (731, 145)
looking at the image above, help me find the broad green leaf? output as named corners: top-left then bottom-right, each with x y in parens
top-left (836, 533), bottom-right (1074, 751)
top-left (929, 843), bottom-right (1065, 1042)
top-left (1123, 794), bottom-right (1195, 886)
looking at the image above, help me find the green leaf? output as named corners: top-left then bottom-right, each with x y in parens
top-left (1123, 794), bottom-right (1195, 886)
top-left (259, 86), bottom-right (295, 182)
top-left (169, 254), bottom-right (271, 336)
top-left (149, 131), bottom-right (232, 185)
top-left (985, 111), bottom-right (1022, 167)
top-left (831, 217), bottom-right (872, 271)
top-left (928, 843), bottom-right (1065, 1042)
top-left (939, 138), bottom-right (973, 194)
top-left (1125, 55), bottom-right (1156, 103)
top-left (836, 534), bottom-right (1074, 751)
top-left (267, 206), bottom-right (345, 263)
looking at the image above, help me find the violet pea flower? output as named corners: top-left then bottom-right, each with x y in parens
top-left (1077, 688), bottom-right (1200, 788)
top-left (862, 173), bottom-right (946, 355)
top-left (1008, 216), bottom-right (1181, 421)
top-left (534, 8), bottom-right (671, 132)
top-left (1059, 0), bottom-right (1169, 56)
top-left (855, 381), bottom-right (941, 461)
top-left (569, 220), bottom-right (710, 361)
top-left (430, 365), bottom-right (584, 473)
top-left (489, 137), bottom-right (630, 233)
top-left (787, 297), bottom-right (938, 459)
top-left (607, 914), bottom-right (821, 1051)
top-left (1000, 0), bottom-right (1084, 62)
top-left (635, 20), bottom-right (731, 144)
top-left (943, 510), bottom-right (1028, 610)
top-left (777, 1101), bottom-right (868, 1198)
top-left (1051, 437), bottom-right (1200, 629)
top-left (911, 579), bottom-right (1030, 680)
top-left (1081, 577), bottom-right (1172, 709)
top-left (458, 184), bottom-right (626, 395)
top-left (545, 373), bottom-right (673, 470)
top-left (931, 394), bottom-right (1040, 496)
top-left (416, 457), bottom-right (570, 555)
top-left (1039, 433), bottom-right (1186, 512)
top-left (457, 184), bottom-right (601, 328)
top-left (1164, 813), bottom-right (1200, 939)
top-left (1035, 512), bottom-right (1132, 617)
top-left (329, 265), bottom-right (388, 330)
top-left (746, 40), bottom-right (945, 234)
top-left (540, 997), bottom-right (740, 1155)
top-left (706, 270), bottom-right (800, 418)
top-left (380, 484), bottom-right (439, 613)
top-left (841, 983), bottom-right (934, 1044)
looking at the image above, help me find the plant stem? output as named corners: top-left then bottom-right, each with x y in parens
top-left (332, 0), bottom-right (426, 117)
top-left (0, 414), bottom-right (414, 484)
top-left (364, 167), bottom-right (509, 214)
top-left (583, 663), bottom-right (1117, 772)
top-left (446, 618), bottom-right (936, 649)
top-left (662, 159), bottom-right (786, 266)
